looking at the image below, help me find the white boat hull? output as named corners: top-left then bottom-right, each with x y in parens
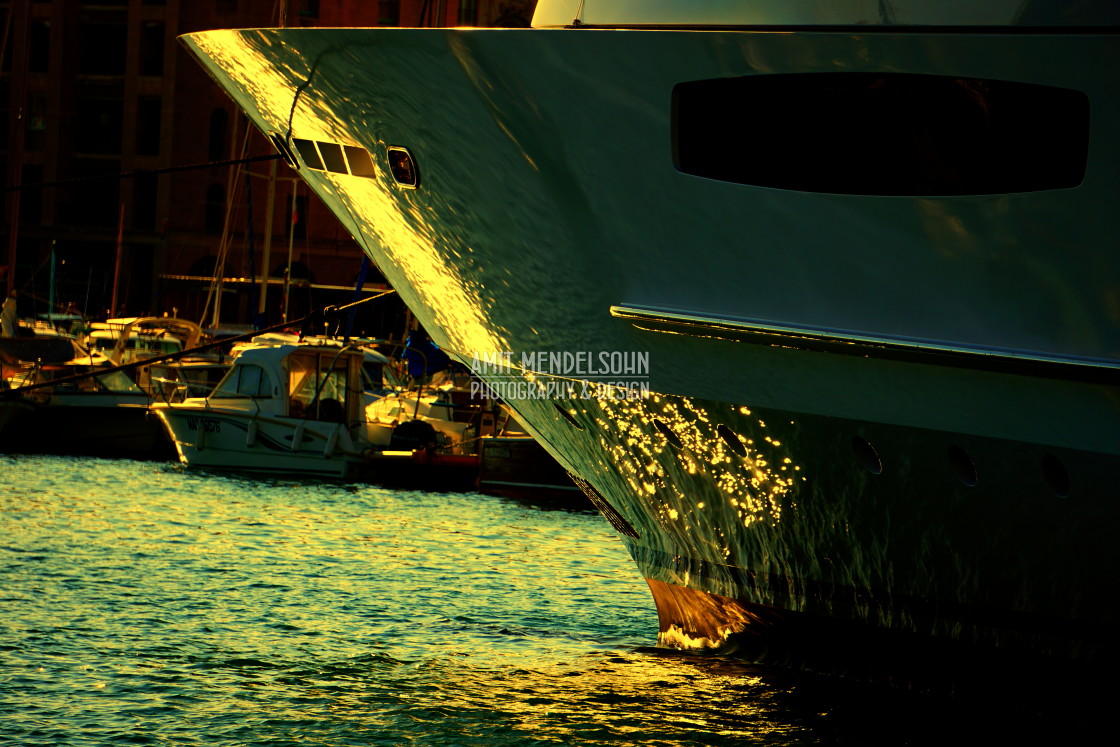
top-left (182, 19), bottom-right (1120, 700)
top-left (154, 407), bottom-right (361, 479)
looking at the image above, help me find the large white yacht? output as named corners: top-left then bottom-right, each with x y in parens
top-left (180, 0), bottom-right (1120, 703)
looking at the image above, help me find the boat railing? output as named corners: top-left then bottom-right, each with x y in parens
top-left (147, 374), bottom-right (221, 405)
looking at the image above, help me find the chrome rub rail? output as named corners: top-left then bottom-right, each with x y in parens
top-left (610, 303), bottom-right (1120, 386)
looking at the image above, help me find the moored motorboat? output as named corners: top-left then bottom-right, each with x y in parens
top-left (151, 339), bottom-right (477, 482)
top-left (0, 336), bottom-right (173, 459)
top-left (180, 0), bottom-right (1120, 707)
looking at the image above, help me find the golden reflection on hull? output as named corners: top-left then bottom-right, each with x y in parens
top-left (494, 373), bottom-right (1117, 678)
top-left (645, 578), bottom-right (769, 653)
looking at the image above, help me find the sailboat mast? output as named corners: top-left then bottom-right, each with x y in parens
top-left (258, 158), bottom-right (278, 319)
top-left (47, 240), bottom-right (57, 327)
top-left (110, 204), bottom-right (123, 315)
top-left (283, 181), bottom-right (296, 323)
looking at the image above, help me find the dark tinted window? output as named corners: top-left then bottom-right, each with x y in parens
top-left (29, 19), bottom-right (50, 73)
top-left (673, 73), bottom-right (1089, 196)
top-left (78, 18), bottom-right (127, 75)
top-left (378, 0), bottom-right (399, 26)
top-left (344, 145), bottom-right (376, 177)
top-left (318, 142), bottom-right (347, 173)
top-left (140, 21), bottom-right (165, 76)
top-left (136, 96), bottom-right (161, 156)
top-left (293, 139), bottom-right (323, 170)
top-left (75, 96), bottom-right (123, 154)
top-left (26, 94), bottom-right (46, 151)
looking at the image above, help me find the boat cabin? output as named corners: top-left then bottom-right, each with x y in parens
top-left (207, 344), bottom-right (366, 426)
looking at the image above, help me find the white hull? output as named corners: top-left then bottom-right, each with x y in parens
top-left (182, 13), bottom-right (1120, 695)
top-left (154, 408), bottom-right (362, 479)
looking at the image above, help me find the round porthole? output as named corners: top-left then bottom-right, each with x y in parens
top-left (851, 436), bottom-right (882, 475)
top-left (554, 403), bottom-right (583, 430)
top-left (653, 419), bottom-right (683, 450)
top-left (387, 146), bottom-right (419, 187)
top-left (716, 424), bottom-right (747, 457)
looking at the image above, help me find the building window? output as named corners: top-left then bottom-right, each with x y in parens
top-left (75, 96), bottom-right (123, 154)
top-left (77, 18), bottom-right (127, 76)
top-left (673, 73), bottom-right (1090, 196)
top-left (26, 94), bottom-right (47, 151)
top-left (136, 96), bottom-right (161, 156)
top-left (29, 19), bottom-right (50, 73)
top-left (458, 0), bottom-right (478, 25)
top-left (140, 22), bottom-right (164, 77)
top-left (1, 19), bottom-right (9, 72)
top-left (208, 109), bottom-right (228, 161)
top-left (378, 1), bottom-right (399, 26)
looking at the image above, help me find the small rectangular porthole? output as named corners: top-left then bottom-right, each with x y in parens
top-left (318, 142), bottom-right (348, 174)
top-left (344, 145), bottom-right (376, 177)
top-left (292, 138), bottom-right (324, 171)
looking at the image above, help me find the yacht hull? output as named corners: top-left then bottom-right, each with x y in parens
top-left (181, 23), bottom-right (1120, 695)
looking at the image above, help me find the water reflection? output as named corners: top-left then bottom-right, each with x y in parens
top-left (0, 456), bottom-right (1095, 745)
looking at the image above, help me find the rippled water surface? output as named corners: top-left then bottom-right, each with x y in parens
top-left (1, 456), bottom-right (1093, 745)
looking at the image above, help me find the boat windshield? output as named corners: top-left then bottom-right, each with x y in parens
top-left (93, 369), bottom-right (145, 394)
top-left (287, 350), bottom-right (353, 422)
top-left (210, 364), bottom-right (274, 399)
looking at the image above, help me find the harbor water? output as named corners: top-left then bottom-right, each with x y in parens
top-left (1, 455), bottom-right (1094, 745)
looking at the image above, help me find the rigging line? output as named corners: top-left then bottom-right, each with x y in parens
top-left (282, 43), bottom-right (347, 146)
top-left (285, 57), bottom-right (322, 145)
top-left (0, 289), bottom-right (398, 400)
top-left (0, 154), bottom-right (282, 194)
top-left (202, 121), bottom-right (255, 329)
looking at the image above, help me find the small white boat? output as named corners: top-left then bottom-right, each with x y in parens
top-left (151, 340), bottom-right (473, 481)
top-left (86, 316), bottom-right (202, 365)
top-left (85, 316), bottom-right (227, 400)
top-left (0, 338), bottom-right (172, 459)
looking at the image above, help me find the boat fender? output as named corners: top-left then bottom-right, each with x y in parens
top-left (324, 428), bottom-right (339, 458)
top-left (246, 419), bottom-right (258, 447)
top-left (291, 423), bottom-right (304, 451)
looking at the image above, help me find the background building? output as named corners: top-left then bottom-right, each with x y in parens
top-left (1, 0), bottom-right (536, 335)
